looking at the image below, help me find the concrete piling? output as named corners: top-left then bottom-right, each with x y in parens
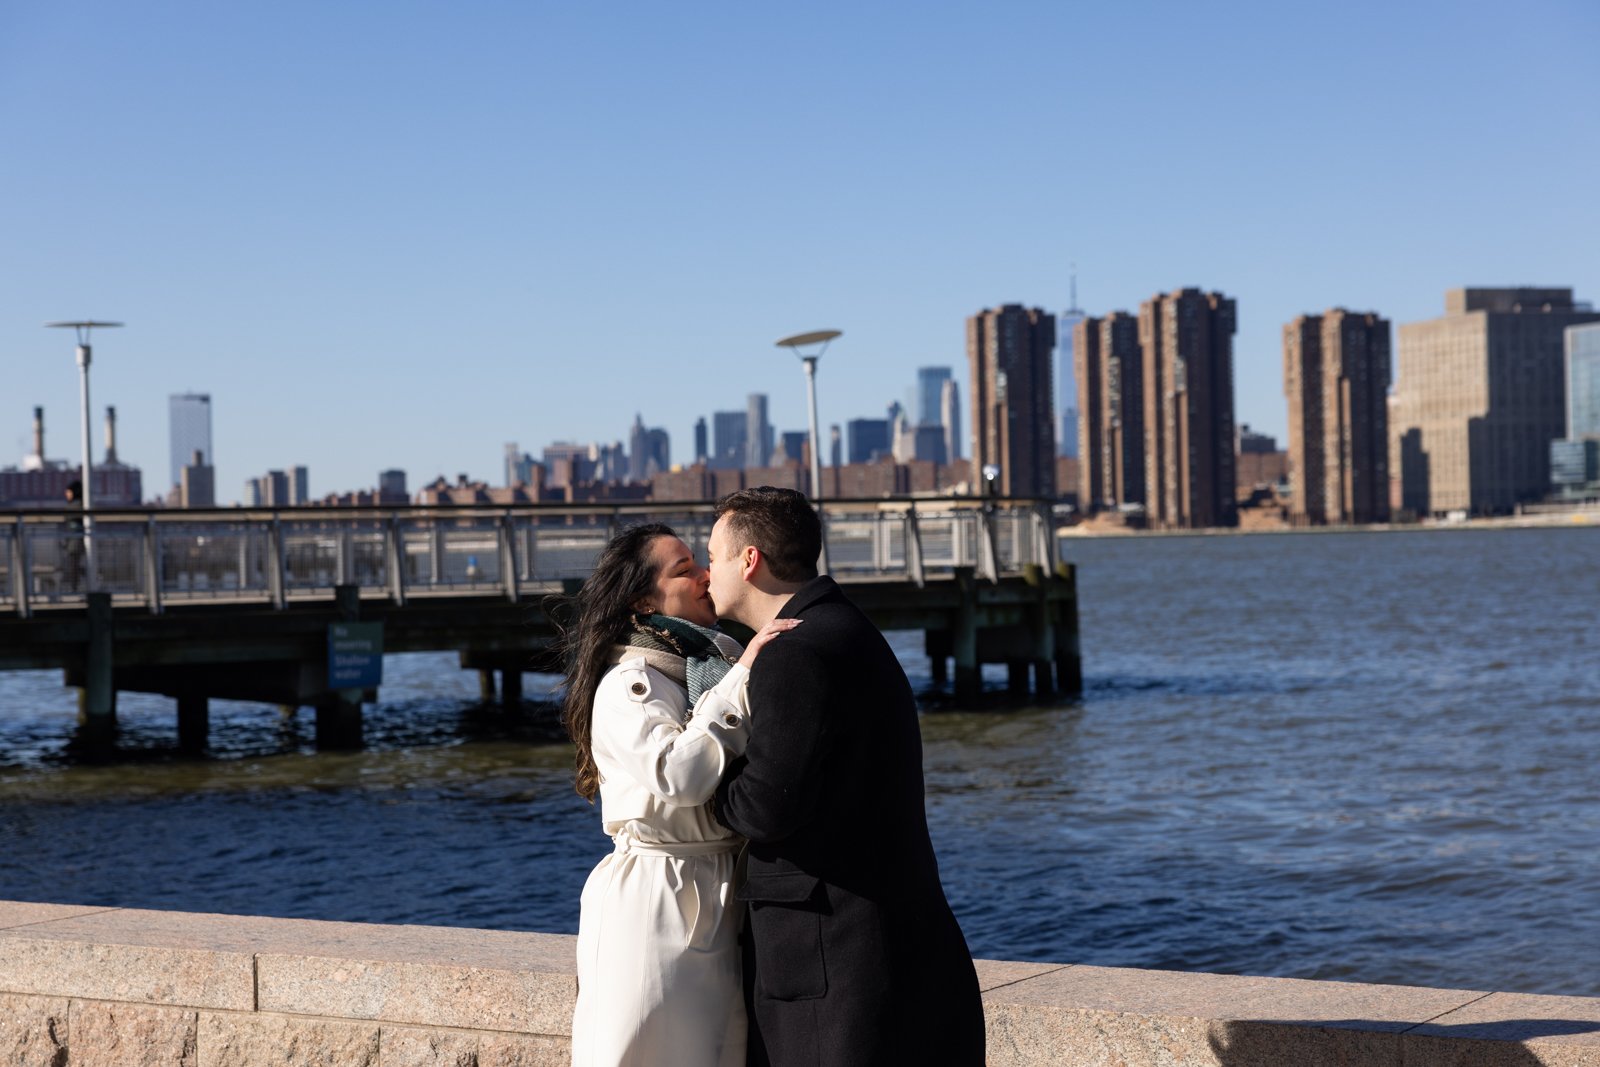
top-left (76, 592), bottom-right (117, 751)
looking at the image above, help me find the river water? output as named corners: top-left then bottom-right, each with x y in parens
top-left (1, 526), bottom-right (1596, 996)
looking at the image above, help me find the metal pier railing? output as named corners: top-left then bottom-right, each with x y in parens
top-left (2, 498), bottom-right (1059, 617)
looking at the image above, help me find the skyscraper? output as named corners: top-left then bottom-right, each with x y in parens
top-left (1138, 288), bottom-right (1238, 528)
top-left (693, 417), bottom-right (708, 465)
top-left (712, 411), bottom-right (747, 470)
top-left (1057, 273), bottom-right (1085, 458)
top-left (1075, 312), bottom-right (1144, 512)
top-left (846, 418), bottom-right (891, 464)
top-left (1284, 310), bottom-right (1391, 525)
top-left (505, 443), bottom-right (537, 487)
top-left (378, 469), bottom-right (408, 504)
top-left (169, 393), bottom-right (212, 492)
top-left (1391, 288), bottom-right (1600, 515)
top-left (916, 367), bottom-right (952, 427)
top-left (629, 414), bottom-right (650, 481)
top-left (746, 393), bottom-right (771, 468)
top-left (939, 379), bottom-right (962, 463)
top-left (180, 450), bottom-right (215, 508)
top-left (778, 430), bottom-right (809, 466)
top-left (289, 465), bottom-right (310, 506)
top-left (967, 304), bottom-right (1056, 497)
top-left (1566, 322), bottom-right (1600, 439)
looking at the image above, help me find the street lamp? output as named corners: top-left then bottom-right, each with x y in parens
top-left (45, 320), bottom-right (123, 593)
top-left (776, 328), bottom-right (840, 574)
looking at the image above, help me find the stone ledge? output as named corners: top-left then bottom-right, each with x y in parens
top-left (2, 901), bottom-right (1597, 1065)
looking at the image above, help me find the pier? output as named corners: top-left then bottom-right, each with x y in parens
top-left (0, 498), bottom-right (1079, 753)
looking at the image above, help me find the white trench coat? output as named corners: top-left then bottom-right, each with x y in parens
top-left (570, 653), bottom-right (753, 1067)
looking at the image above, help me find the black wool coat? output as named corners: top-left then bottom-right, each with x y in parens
top-left (714, 576), bottom-right (985, 1067)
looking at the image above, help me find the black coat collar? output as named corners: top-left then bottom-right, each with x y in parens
top-left (777, 575), bottom-right (840, 619)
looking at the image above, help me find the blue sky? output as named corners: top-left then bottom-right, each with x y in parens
top-left (4, 0), bottom-right (1597, 500)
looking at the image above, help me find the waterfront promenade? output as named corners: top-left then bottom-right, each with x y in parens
top-left (2, 900), bottom-right (1597, 1065)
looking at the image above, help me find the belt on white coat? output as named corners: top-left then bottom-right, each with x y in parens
top-left (612, 833), bottom-right (741, 859)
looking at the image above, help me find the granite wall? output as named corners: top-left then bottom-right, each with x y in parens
top-left (2, 900), bottom-right (1596, 1066)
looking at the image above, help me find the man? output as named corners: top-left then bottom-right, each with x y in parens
top-left (62, 480), bottom-right (85, 593)
top-left (707, 487), bottom-right (985, 1066)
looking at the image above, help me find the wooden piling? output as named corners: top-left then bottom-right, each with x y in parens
top-left (500, 669), bottom-right (523, 710)
top-left (1053, 562), bottom-right (1083, 695)
top-left (177, 694), bottom-right (209, 753)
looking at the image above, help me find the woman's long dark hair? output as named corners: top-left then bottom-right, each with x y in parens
top-left (559, 522), bottom-right (677, 800)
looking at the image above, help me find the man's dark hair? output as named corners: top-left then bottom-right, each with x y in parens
top-left (715, 486), bottom-right (821, 582)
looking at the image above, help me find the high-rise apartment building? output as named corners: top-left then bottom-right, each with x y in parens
top-left (967, 304), bottom-right (1057, 497)
top-left (1391, 288), bottom-right (1600, 515)
top-left (168, 393), bottom-right (213, 492)
top-left (1074, 312), bottom-right (1144, 512)
top-left (1284, 310), bottom-right (1391, 524)
top-left (1137, 288), bottom-right (1237, 528)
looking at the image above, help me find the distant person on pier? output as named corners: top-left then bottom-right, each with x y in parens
top-left (561, 522), bottom-right (797, 1067)
top-left (62, 480), bottom-right (85, 593)
top-left (708, 487), bottom-right (985, 1067)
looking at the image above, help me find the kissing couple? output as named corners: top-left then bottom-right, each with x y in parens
top-left (562, 486), bottom-right (985, 1066)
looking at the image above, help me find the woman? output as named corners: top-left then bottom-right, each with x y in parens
top-left (563, 522), bottom-right (795, 1067)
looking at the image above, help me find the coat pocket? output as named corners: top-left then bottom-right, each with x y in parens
top-left (740, 871), bottom-right (827, 1001)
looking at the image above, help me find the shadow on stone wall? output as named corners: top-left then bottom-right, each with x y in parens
top-left (1208, 1017), bottom-right (1599, 1067)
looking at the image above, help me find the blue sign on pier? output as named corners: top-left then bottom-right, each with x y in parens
top-left (328, 623), bottom-right (384, 689)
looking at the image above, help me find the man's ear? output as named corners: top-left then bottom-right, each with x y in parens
top-left (741, 545), bottom-right (762, 582)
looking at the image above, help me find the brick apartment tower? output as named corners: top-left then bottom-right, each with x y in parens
top-left (967, 304), bottom-right (1057, 497)
top-left (1137, 288), bottom-right (1238, 528)
top-left (1074, 312), bottom-right (1144, 511)
top-left (1284, 310), bottom-right (1392, 524)
top-left (1391, 287), bottom-right (1600, 516)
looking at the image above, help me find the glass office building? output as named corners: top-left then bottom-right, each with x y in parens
top-left (168, 393), bottom-right (212, 493)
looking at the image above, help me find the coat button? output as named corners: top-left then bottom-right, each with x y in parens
top-left (630, 682), bottom-right (647, 696)
top-left (724, 714), bottom-right (740, 726)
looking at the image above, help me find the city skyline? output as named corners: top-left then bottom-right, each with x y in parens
top-left (5, 2), bottom-right (1595, 499)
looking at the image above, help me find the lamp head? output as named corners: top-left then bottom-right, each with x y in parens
top-left (775, 329), bottom-right (842, 362)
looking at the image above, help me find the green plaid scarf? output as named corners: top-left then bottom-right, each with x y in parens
top-left (624, 614), bottom-right (741, 703)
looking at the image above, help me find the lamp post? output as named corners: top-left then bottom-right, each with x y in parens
top-left (776, 329), bottom-right (841, 574)
top-left (45, 320), bottom-right (123, 593)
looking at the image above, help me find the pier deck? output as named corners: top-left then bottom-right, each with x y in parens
top-left (1, 499), bottom-right (1078, 752)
